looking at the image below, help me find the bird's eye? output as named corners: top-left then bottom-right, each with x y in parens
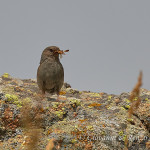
top-left (49, 49), bottom-right (53, 52)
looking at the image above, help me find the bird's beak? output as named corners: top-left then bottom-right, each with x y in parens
top-left (55, 50), bottom-right (69, 55)
top-left (56, 50), bottom-right (64, 54)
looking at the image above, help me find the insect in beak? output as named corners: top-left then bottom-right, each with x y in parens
top-left (55, 49), bottom-right (69, 58)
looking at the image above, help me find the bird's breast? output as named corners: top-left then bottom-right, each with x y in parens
top-left (38, 60), bottom-right (64, 82)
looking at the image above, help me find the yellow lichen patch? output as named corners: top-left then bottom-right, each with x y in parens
top-left (47, 128), bottom-right (53, 135)
top-left (124, 105), bottom-right (130, 109)
top-left (133, 97), bottom-right (138, 101)
top-left (127, 118), bottom-right (134, 124)
top-left (5, 94), bottom-right (22, 108)
top-left (123, 135), bottom-right (127, 142)
top-left (27, 90), bottom-right (32, 94)
top-left (5, 94), bottom-right (18, 102)
top-left (119, 130), bottom-right (124, 136)
top-left (120, 107), bottom-right (126, 110)
top-left (2, 73), bottom-right (10, 78)
top-left (89, 93), bottom-right (100, 97)
top-left (124, 99), bottom-right (131, 103)
top-left (69, 98), bottom-right (81, 106)
top-left (51, 102), bottom-right (59, 109)
top-left (71, 139), bottom-right (77, 144)
top-left (108, 95), bottom-right (112, 100)
top-left (55, 110), bottom-right (65, 118)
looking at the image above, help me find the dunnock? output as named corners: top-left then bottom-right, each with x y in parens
top-left (37, 46), bottom-right (69, 100)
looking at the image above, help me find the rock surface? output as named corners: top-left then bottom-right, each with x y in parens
top-left (0, 73), bottom-right (149, 150)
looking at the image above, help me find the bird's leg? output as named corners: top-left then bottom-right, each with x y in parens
top-left (42, 93), bottom-right (45, 99)
top-left (38, 90), bottom-right (45, 100)
top-left (56, 91), bottom-right (60, 101)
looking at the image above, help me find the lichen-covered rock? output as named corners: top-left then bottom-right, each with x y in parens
top-left (0, 74), bottom-right (149, 150)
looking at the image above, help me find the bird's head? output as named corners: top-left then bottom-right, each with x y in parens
top-left (42, 46), bottom-right (69, 60)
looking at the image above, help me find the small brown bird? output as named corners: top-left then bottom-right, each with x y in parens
top-left (37, 46), bottom-right (69, 100)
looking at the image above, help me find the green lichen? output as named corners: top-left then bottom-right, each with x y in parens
top-left (145, 98), bottom-right (149, 101)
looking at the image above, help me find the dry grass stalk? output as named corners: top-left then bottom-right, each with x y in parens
top-left (21, 101), bottom-right (42, 150)
top-left (45, 138), bottom-right (55, 150)
top-left (125, 71), bottom-right (143, 150)
top-left (128, 71), bottom-right (142, 118)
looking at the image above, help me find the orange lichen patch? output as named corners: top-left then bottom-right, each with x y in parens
top-left (88, 103), bottom-right (102, 107)
top-left (59, 91), bottom-right (66, 95)
top-left (99, 92), bottom-right (104, 96)
top-left (47, 128), bottom-right (53, 135)
top-left (79, 119), bottom-right (88, 123)
top-left (73, 112), bottom-right (78, 118)
top-left (16, 135), bottom-right (24, 143)
top-left (53, 128), bottom-right (64, 134)
top-left (114, 98), bottom-right (120, 104)
top-left (23, 83), bottom-right (29, 86)
top-left (0, 142), bottom-right (3, 148)
top-left (84, 142), bottom-right (93, 150)
top-left (46, 138), bottom-right (55, 150)
top-left (71, 130), bottom-right (82, 137)
top-left (2, 107), bottom-right (20, 130)
top-left (102, 124), bottom-right (106, 128)
top-left (14, 86), bottom-right (24, 92)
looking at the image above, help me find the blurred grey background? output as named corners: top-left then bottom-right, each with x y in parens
top-left (0, 0), bottom-right (150, 94)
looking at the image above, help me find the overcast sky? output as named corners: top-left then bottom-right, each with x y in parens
top-left (0, 1), bottom-right (150, 94)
